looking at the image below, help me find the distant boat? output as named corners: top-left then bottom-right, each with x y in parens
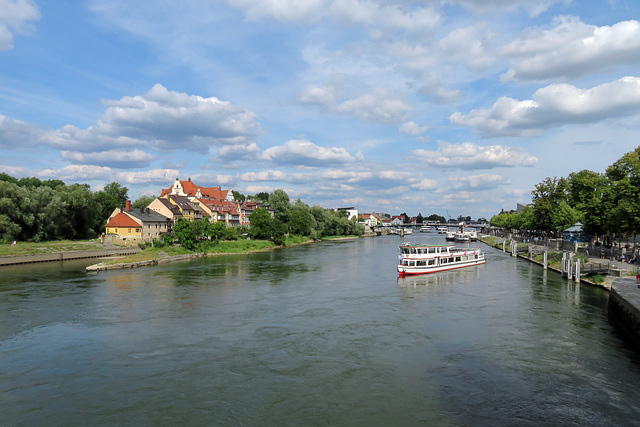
top-left (420, 226), bottom-right (432, 232)
top-left (445, 231), bottom-right (455, 241)
top-left (437, 226), bottom-right (448, 234)
top-left (454, 232), bottom-right (470, 242)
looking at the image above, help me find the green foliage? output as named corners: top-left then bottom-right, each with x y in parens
top-left (249, 207), bottom-right (272, 240)
top-left (132, 195), bottom-right (156, 209)
top-left (289, 199), bottom-right (314, 236)
top-left (173, 217), bottom-right (197, 250)
top-left (232, 190), bottom-right (246, 203)
top-left (271, 218), bottom-right (287, 246)
top-left (269, 189), bottom-right (291, 226)
top-left (426, 213), bottom-right (446, 223)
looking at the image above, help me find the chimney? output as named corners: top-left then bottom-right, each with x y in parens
top-left (125, 200), bottom-right (132, 211)
top-left (188, 177), bottom-right (191, 182)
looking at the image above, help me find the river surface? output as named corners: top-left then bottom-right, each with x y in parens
top-left (2, 234), bottom-right (640, 426)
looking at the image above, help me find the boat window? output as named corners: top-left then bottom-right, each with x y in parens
top-left (455, 257), bottom-right (461, 262)
top-left (428, 259), bottom-right (436, 266)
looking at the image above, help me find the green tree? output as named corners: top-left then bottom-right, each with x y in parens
top-left (206, 221), bottom-right (227, 240)
top-left (132, 195), bottom-right (156, 209)
top-left (248, 207), bottom-right (272, 240)
top-left (232, 190), bottom-right (246, 203)
top-left (289, 199), bottom-right (314, 236)
top-left (530, 176), bottom-right (569, 233)
top-left (269, 189), bottom-right (291, 226)
top-left (252, 192), bottom-right (270, 203)
top-left (605, 146), bottom-right (640, 237)
top-left (173, 218), bottom-right (197, 250)
top-left (270, 218), bottom-right (287, 246)
top-left (416, 213), bottom-right (424, 224)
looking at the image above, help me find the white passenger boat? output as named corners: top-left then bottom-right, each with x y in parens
top-left (420, 226), bottom-right (432, 233)
top-left (437, 226), bottom-right (448, 234)
top-left (454, 231), bottom-right (470, 242)
top-left (397, 243), bottom-right (485, 276)
top-left (445, 231), bottom-right (455, 241)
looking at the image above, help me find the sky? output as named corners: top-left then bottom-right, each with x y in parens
top-left (1, 0), bottom-right (640, 220)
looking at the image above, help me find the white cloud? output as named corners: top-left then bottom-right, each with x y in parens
top-left (448, 174), bottom-right (509, 190)
top-left (117, 169), bottom-right (180, 184)
top-left (102, 84), bottom-right (263, 153)
top-left (39, 165), bottom-right (114, 181)
top-left (35, 85), bottom-right (263, 162)
top-left (228, 0), bottom-right (441, 33)
top-left (410, 178), bottom-right (438, 190)
top-left (502, 17), bottom-right (640, 83)
top-left (216, 143), bottom-right (260, 162)
top-left (60, 149), bottom-right (155, 169)
top-left (260, 138), bottom-right (363, 166)
top-left (450, 0), bottom-right (568, 17)
top-left (440, 23), bottom-right (496, 70)
top-left (399, 121), bottom-right (428, 136)
top-left (299, 85), bottom-right (337, 105)
top-left (450, 77), bottom-right (640, 137)
top-left (240, 170), bottom-right (290, 182)
top-left (0, 0), bottom-right (40, 51)
top-left (0, 114), bottom-right (44, 148)
top-left (412, 142), bottom-right (537, 169)
top-left (335, 90), bottom-right (412, 124)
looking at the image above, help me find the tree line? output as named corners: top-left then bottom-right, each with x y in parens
top-left (0, 173), bottom-right (136, 242)
top-left (170, 188), bottom-right (365, 248)
top-left (490, 146), bottom-right (640, 243)
top-left (0, 174), bottom-right (363, 245)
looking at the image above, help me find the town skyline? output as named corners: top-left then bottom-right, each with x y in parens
top-left (2, 0), bottom-right (640, 219)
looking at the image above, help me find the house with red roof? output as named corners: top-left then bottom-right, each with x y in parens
top-left (160, 177), bottom-right (232, 201)
top-left (105, 201), bottom-right (172, 245)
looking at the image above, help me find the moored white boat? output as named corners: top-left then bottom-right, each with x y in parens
top-left (397, 243), bottom-right (485, 276)
top-left (454, 231), bottom-right (470, 242)
top-left (437, 226), bottom-right (448, 234)
top-left (420, 225), bottom-right (432, 232)
top-left (445, 231), bottom-right (455, 241)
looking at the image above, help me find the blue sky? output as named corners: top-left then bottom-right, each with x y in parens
top-left (1, 0), bottom-right (640, 220)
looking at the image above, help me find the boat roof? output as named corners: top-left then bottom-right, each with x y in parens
top-left (399, 243), bottom-right (455, 248)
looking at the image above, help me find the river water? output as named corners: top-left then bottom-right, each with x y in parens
top-left (2, 234), bottom-right (640, 426)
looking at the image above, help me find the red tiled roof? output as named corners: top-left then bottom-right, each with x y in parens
top-left (106, 213), bottom-right (139, 228)
top-left (160, 179), bottom-right (228, 199)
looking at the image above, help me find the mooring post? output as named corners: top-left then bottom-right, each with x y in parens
top-left (503, 240), bottom-right (506, 252)
top-left (568, 252), bottom-right (574, 279)
top-left (561, 251), bottom-right (567, 276)
top-left (575, 258), bottom-right (581, 282)
top-left (528, 245), bottom-right (532, 260)
top-left (543, 250), bottom-right (548, 270)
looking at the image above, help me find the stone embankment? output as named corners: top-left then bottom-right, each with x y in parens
top-left (608, 278), bottom-right (640, 348)
top-left (0, 247), bottom-right (141, 266)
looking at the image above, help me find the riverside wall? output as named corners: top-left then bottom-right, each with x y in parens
top-left (609, 278), bottom-right (640, 348)
top-left (0, 247), bottom-right (140, 266)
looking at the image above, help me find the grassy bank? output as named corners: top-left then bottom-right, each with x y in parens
top-left (99, 235), bottom-right (317, 266)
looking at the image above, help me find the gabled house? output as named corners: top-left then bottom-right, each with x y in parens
top-left (198, 198), bottom-right (242, 227)
top-left (106, 201), bottom-right (172, 245)
top-left (148, 194), bottom-right (203, 222)
top-left (160, 177), bottom-right (233, 202)
top-left (358, 214), bottom-right (378, 227)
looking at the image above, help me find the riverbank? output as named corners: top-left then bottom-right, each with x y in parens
top-left (86, 236), bottom-right (364, 271)
top-left (478, 235), bottom-right (638, 290)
